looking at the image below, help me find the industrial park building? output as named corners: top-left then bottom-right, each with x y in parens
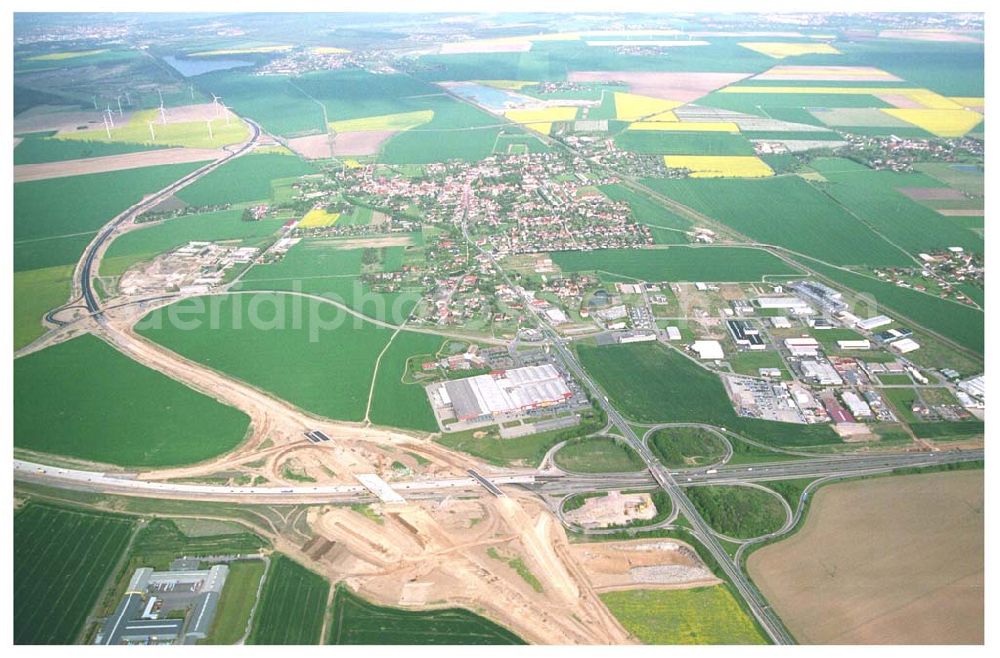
top-left (784, 337), bottom-right (820, 357)
top-left (756, 296), bottom-right (813, 314)
top-left (439, 364), bottom-right (572, 422)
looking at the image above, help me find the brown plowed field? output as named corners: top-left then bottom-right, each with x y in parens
top-left (748, 470), bottom-right (983, 644)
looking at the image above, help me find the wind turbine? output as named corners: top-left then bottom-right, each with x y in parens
top-left (221, 104), bottom-right (231, 126)
top-left (157, 88), bottom-right (164, 106)
top-left (211, 93), bottom-right (222, 118)
top-left (206, 119), bottom-right (214, 140)
top-left (105, 106), bottom-right (115, 129)
top-left (189, 85), bottom-right (195, 100)
top-left (124, 90), bottom-right (132, 106)
top-left (92, 95), bottom-right (98, 110)
top-left (159, 101), bottom-right (167, 125)
top-left (148, 121), bottom-right (156, 141)
top-left (116, 95), bottom-right (124, 116)
top-left (103, 114), bottom-right (112, 139)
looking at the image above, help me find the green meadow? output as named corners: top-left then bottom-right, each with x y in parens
top-left (248, 555), bottom-right (329, 645)
top-left (14, 132), bottom-right (166, 165)
top-left (367, 331), bottom-right (444, 433)
top-left (553, 436), bottom-right (646, 473)
top-left (13, 162), bottom-right (207, 348)
top-left (614, 131), bottom-right (755, 156)
top-left (15, 334), bottom-right (250, 466)
top-left (552, 246), bottom-right (800, 282)
top-left (601, 586), bottom-right (767, 644)
top-left (642, 176), bottom-right (912, 267)
top-left (807, 158), bottom-right (982, 255)
top-left (327, 584), bottom-right (524, 644)
top-left (176, 153), bottom-right (317, 206)
top-left (136, 293), bottom-right (419, 423)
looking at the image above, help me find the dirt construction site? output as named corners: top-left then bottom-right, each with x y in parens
top-left (20, 300), bottom-right (718, 644)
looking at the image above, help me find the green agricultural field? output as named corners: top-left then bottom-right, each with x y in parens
top-left (176, 153), bottom-right (317, 206)
top-left (699, 90), bottom-right (894, 117)
top-left (203, 560), bottom-right (266, 645)
top-left (13, 162), bottom-right (208, 347)
top-left (249, 555), bottom-right (329, 645)
top-left (14, 162), bottom-right (206, 249)
top-left (576, 342), bottom-right (839, 448)
top-left (15, 334), bottom-right (250, 466)
top-left (910, 421), bottom-right (985, 440)
top-left (327, 584), bottom-right (524, 644)
top-left (192, 70), bottom-right (327, 138)
top-left (648, 427), bottom-right (728, 468)
top-left (137, 293), bottom-right (394, 422)
top-left (599, 183), bottom-right (693, 233)
top-left (642, 176), bottom-right (912, 267)
top-left (614, 131), bottom-right (755, 156)
top-left (368, 332), bottom-right (444, 432)
top-left (686, 485), bottom-right (786, 539)
top-left (15, 502), bottom-right (136, 644)
top-left (14, 132), bottom-right (166, 165)
top-left (553, 436), bottom-right (645, 473)
top-left (232, 238), bottom-right (422, 320)
top-left (552, 246), bottom-right (799, 282)
top-left (239, 239), bottom-right (363, 285)
top-left (600, 586), bottom-right (767, 644)
top-left (808, 158), bottom-right (982, 255)
top-left (913, 162), bottom-right (983, 196)
top-left (101, 209), bottom-right (286, 277)
top-left (379, 98), bottom-right (510, 163)
top-left (13, 264), bottom-right (75, 350)
top-left (835, 38), bottom-right (983, 97)
top-left (294, 69), bottom-right (436, 123)
top-left (804, 259), bottom-right (983, 355)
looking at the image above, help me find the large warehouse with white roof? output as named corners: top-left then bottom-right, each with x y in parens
top-left (435, 364), bottom-right (573, 422)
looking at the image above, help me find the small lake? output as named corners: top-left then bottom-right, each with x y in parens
top-left (162, 55), bottom-right (254, 77)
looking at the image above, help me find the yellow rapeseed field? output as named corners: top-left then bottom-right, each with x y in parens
top-left (738, 42), bottom-right (841, 58)
top-left (664, 155), bottom-right (774, 178)
top-left (948, 97), bottom-right (985, 109)
top-left (58, 109), bottom-right (249, 149)
top-left (26, 49), bottom-right (108, 61)
top-left (504, 106), bottom-right (579, 135)
top-left (613, 92), bottom-right (684, 121)
top-left (880, 109), bottom-right (984, 137)
top-left (330, 110), bottom-right (434, 133)
top-left (298, 208), bottom-right (340, 228)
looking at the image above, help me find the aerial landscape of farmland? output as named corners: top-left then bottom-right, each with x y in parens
top-left (9, 6), bottom-right (985, 650)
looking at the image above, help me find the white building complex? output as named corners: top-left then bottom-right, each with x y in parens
top-left (756, 296), bottom-right (814, 314)
top-left (432, 364), bottom-right (572, 422)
